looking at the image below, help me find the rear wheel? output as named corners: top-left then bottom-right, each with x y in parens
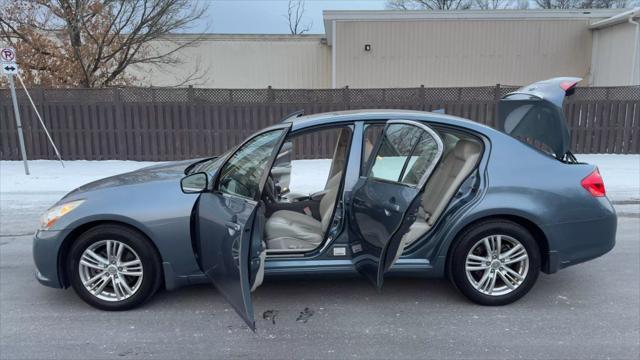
top-left (67, 224), bottom-right (162, 311)
top-left (450, 220), bottom-right (540, 306)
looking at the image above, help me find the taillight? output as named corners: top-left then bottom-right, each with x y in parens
top-left (581, 168), bottom-right (606, 197)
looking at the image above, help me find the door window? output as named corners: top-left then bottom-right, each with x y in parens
top-left (361, 124), bottom-right (385, 175)
top-left (368, 123), bottom-right (440, 186)
top-left (217, 129), bottom-right (285, 199)
top-left (400, 132), bottom-right (441, 186)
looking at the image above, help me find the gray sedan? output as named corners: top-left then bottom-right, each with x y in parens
top-left (33, 78), bottom-right (616, 330)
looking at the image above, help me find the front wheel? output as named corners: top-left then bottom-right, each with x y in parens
top-left (67, 224), bottom-right (162, 311)
top-left (450, 220), bottom-right (540, 306)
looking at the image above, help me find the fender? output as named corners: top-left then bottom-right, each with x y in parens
top-left (428, 190), bottom-right (553, 275)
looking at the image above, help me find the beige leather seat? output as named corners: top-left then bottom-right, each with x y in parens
top-left (397, 139), bottom-right (482, 252)
top-left (265, 173), bottom-right (341, 250)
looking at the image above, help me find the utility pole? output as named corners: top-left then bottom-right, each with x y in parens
top-left (2, 47), bottom-right (29, 175)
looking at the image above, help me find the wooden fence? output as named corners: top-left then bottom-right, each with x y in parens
top-left (0, 85), bottom-right (638, 161)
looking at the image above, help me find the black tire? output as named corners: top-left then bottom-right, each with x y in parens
top-left (450, 219), bottom-right (540, 306)
top-left (67, 224), bottom-right (162, 311)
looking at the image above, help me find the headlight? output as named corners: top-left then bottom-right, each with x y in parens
top-left (39, 200), bottom-right (85, 230)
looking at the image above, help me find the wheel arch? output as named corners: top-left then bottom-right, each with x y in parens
top-left (443, 214), bottom-right (551, 278)
top-left (57, 220), bottom-right (164, 288)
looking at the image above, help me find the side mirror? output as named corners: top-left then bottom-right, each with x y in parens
top-left (181, 172), bottom-right (208, 194)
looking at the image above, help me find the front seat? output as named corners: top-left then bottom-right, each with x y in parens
top-left (397, 139), bottom-right (482, 251)
top-left (265, 173), bottom-right (341, 250)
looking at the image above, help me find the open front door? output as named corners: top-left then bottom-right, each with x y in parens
top-left (349, 120), bottom-right (443, 289)
top-left (194, 126), bottom-right (288, 330)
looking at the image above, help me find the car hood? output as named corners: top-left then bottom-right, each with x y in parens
top-left (62, 159), bottom-right (201, 198)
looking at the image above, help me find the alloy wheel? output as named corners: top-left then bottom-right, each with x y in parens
top-left (464, 234), bottom-right (529, 296)
top-left (78, 240), bottom-right (144, 302)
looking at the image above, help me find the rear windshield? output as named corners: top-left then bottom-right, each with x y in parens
top-left (498, 96), bottom-right (569, 160)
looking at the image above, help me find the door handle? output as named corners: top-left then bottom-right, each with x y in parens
top-left (385, 203), bottom-right (401, 212)
top-left (383, 202), bottom-right (400, 216)
top-left (225, 221), bottom-right (241, 232)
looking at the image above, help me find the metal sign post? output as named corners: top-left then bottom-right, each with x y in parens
top-left (2, 47), bottom-right (29, 175)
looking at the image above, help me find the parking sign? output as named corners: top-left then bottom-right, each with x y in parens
top-left (1, 47), bottom-right (16, 63)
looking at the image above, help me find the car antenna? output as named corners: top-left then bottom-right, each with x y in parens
top-left (280, 109), bottom-right (304, 122)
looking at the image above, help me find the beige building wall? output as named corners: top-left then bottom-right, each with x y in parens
top-left (591, 22), bottom-right (639, 86)
top-left (129, 10), bottom-right (633, 89)
top-left (131, 35), bottom-right (331, 88)
top-left (333, 19), bottom-right (596, 88)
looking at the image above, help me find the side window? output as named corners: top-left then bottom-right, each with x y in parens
top-left (368, 123), bottom-right (440, 186)
top-left (401, 132), bottom-right (440, 185)
top-left (361, 124), bottom-right (385, 175)
top-left (217, 129), bottom-right (285, 199)
top-left (272, 126), bottom-right (352, 196)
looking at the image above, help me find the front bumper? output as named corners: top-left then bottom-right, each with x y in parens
top-left (33, 229), bottom-right (65, 288)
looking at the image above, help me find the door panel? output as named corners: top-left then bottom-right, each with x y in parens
top-left (196, 193), bottom-right (260, 330)
top-left (350, 120), bottom-right (443, 289)
top-left (350, 179), bottom-right (420, 286)
top-left (195, 126), bottom-right (289, 330)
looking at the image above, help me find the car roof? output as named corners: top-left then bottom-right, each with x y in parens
top-left (285, 109), bottom-right (497, 135)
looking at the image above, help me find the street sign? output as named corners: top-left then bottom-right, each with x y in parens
top-left (1, 47), bottom-right (28, 174)
top-left (2, 63), bottom-right (18, 75)
top-left (1, 47), bottom-right (16, 63)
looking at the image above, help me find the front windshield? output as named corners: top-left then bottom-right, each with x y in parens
top-left (187, 150), bottom-right (231, 174)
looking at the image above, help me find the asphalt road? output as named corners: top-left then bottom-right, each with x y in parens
top-left (1, 196), bottom-right (638, 360)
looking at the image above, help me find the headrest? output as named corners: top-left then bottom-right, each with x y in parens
top-left (453, 139), bottom-right (481, 159)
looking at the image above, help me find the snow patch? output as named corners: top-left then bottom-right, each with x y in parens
top-left (0, 154), bottom-right (638, 202)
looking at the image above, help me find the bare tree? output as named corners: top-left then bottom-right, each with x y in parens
top-left (0, 0), bottom-right (207, 88)
top-left (474, 0), bottom-right (514, 9)
top-left (286, 0), bottom-right (312, 35)
top-left (534, 0), bottom-right (582, 7)
top-left (387, 0), bottom-right (473, 10)
top-left (580, 0), bottom-right (632, 7)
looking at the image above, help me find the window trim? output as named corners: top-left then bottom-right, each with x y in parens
top-left (365, 119), bottom-right (444, 189)
top-left (214, 124), bottom-right (291, 201)
top-left (360, 122), bottom-right (386, 177)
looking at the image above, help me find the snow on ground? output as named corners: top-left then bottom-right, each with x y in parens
top-left (0, 154), bottom-right (638, 201)
top-left (578, 154), bottom-right (640, 202)
top-left (289, 159), bottom-right (332, 195)
top-left (0, 160), bottom-right (157, 193)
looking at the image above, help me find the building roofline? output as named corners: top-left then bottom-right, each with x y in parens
top-left (589, 7), bottom-right (640, 29)
top-left (157, 33), bottom-right (326, 41)
top-left (323, 9), bottom-right (624, 21)
top-left (323, 9), bottom-right (628, 44)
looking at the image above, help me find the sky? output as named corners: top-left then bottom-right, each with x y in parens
top-left (196, 0), bottom-right (387, 34)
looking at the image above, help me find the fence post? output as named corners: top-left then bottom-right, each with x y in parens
top-left (419, 85), bottom-right (425, 111)
top-left (114, 88), bottom-right (126, 159)
top-left (492, 83), bottom-right (501, 128)
top-left (187, 85), bottom-right (194, 102)
top-left (343, 85), bottom-right (350, 110)
top-left (267, 85), bottom-right (274, 103)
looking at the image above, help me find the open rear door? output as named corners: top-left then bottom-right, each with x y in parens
top-left (349, 120), bottom-right (443, 289)
top-left (194, 126), bottom-right (289, 330)
top-left (498, 77), bottom-right (581, 160)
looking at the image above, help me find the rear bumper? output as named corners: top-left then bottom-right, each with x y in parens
top-left (542, 208), bottom-right (617, 273)
top-left (33, 230), bottom-right (65, 288)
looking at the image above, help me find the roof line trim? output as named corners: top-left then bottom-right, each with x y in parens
top-left (323, 9), bottom-right (625, 22)
top-left (589, 7), bottom-right (640, 29)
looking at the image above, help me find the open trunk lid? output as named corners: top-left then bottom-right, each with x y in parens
top-left (498, 77), bottom-right (581, 161)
